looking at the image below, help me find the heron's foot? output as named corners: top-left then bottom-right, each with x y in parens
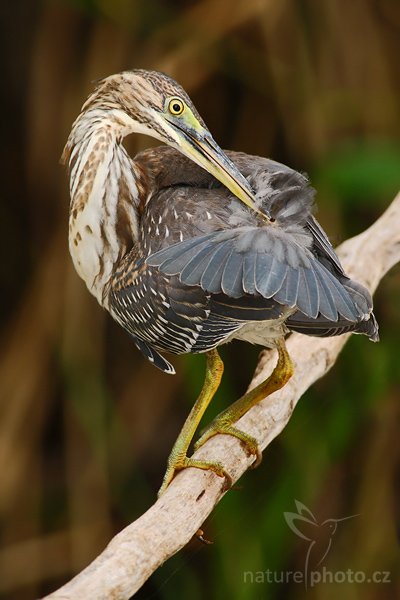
top-left (158, 454), bottom-right (232, 497)
top-left (194, 422), bottom-right (262, 467)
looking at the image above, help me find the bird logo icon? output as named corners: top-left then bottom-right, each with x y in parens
top-left (284, 500), bottom-right (358, 588)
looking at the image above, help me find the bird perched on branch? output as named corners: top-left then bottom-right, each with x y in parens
top-left (63, 70), bottom-right (378, 495)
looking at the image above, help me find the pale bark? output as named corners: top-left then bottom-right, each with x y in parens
top-left (43, 193), bottom-right (400, 600)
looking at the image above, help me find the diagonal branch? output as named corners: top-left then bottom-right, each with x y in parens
top-left (43, 193), bottom-right (400, 600)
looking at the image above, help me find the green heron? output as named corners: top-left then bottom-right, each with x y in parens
top-left (63, 70), bottom-right (378, 495)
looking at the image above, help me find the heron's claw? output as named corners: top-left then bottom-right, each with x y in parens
top-left (158, 455), bottom-right (232, 497)
top-left (194, 423), bottom-right (262, 468)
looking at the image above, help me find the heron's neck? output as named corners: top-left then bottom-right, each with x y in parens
top-left (64, 108), bottom-right (146, 308)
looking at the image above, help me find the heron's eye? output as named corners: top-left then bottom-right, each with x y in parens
top-left (168, 98), bottom-right (185, 116)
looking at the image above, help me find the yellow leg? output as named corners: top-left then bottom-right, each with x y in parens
top-left (194, 338), bottom-right (294, 465)
top-left (158, 348), bottom-right (230, 496)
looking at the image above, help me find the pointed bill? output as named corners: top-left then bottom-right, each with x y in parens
top-left (167, 118), bottom-right (270, 220)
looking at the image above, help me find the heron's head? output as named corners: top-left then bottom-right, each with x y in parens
top-left (84, 69), bottom-right (262, 215)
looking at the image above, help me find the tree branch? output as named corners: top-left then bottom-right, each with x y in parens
top-left (43, 193), bottom-right (400, 600)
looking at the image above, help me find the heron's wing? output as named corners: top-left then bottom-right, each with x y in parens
top-left (306, 215), bottom-right (345, 276)
top-left (146, 228), bottom-right (362, 322)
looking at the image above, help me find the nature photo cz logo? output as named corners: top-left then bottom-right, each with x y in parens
top-left (243, 500), bottom-right (391, 589)
top-left (284, 500), bottom-right (357, 588)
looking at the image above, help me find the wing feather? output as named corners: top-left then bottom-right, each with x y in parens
top-left (180, 244), bottom-right (219, 285)
top-left (295, 267), bottom-right (318, 318)
top-left (242, 252), bottom-right (258, 294)
top-left (199, 241), bottom-right (234, 293)
top-left (312, 261), bottom-right (358, 321)
top-left (221, 250), bottom-right (245, 297)
top-left (146, 233), bottom-right (216, 274)
top-left (256, 255), bottom-right (287, 297)
top-left (131, 337), bottom-right (175, 374)
top-left (274, 266), bottom-right (300, 307)
top-left (306, 215), bottom-right (344, 275)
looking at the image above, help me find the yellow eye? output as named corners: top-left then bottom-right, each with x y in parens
top-left (168, 98), bottom-right (185, 116)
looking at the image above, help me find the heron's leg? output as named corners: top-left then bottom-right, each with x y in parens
top-left (194, 338), bottom-right (294, 465)
top-left (158, 348), bottom-right (230, 496)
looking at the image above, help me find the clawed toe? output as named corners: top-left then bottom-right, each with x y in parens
top-left (194, 422), bottom-right (262, 468)
top-left (158, 456), bottom-right (232, 497)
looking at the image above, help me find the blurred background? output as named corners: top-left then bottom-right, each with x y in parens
top-left (1, 0), bottom-right (399, 598)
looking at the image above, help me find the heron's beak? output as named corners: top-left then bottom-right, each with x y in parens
top-left (172, 123), bottom-right (268, 219)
